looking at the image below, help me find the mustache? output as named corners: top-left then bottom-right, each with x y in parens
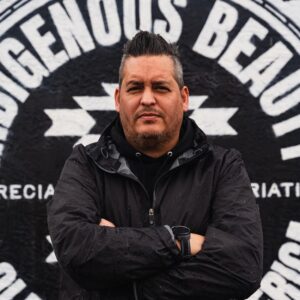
top-left (134, 109), bottom-right (164, 120)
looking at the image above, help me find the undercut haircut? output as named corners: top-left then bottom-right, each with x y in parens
top-left (119, 31), bottom-right (184, 88)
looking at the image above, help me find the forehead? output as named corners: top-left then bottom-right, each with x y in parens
top-left (122, 55), bottom-right (175, 82)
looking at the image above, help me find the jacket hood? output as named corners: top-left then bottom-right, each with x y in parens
top-left (110, 116), bottom-right (199, 159)
top-left (85, 115), bottom-right (210, 173)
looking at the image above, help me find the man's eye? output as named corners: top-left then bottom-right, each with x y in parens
top-left (127, 86), bottom-right (142, 92)
top-left (155, 86), bottom-right (170, 92)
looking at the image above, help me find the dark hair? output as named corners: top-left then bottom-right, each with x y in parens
top-left (119, 31), bottom-right (184, 87)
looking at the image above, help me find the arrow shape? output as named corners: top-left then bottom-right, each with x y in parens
top-left (72, 83), bottom-right (116, 145)
top-left (44, 109), bottom-right (95, 136)
top-left (190, 107), bottom-right (238, 135)
top-left (189, 95), bottom-right (238, 135)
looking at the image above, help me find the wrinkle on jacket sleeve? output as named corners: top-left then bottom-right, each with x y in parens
top-left (139, 149), bottom-right (263, 300)
top-left (47, 145), bottom-right (179, 290)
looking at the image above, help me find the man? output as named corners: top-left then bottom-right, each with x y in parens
top-left (47, 31), bottom-right (263, 299)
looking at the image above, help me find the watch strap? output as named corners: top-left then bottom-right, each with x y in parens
top-left (171, 225), bottom-right (191, 259)
top-left (180, 237), bottom-right (191, 257)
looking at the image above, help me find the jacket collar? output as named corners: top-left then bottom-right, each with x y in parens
top-left (85, 116), bottom-right (210, 174)
top-left (110, 116), bottom-right (197, 159)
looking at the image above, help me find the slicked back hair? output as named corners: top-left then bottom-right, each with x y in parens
top-left (118, 31), bottom-right (184, 88)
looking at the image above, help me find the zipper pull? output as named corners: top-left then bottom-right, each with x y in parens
top-left (149, 208), bottom-right (155, 225)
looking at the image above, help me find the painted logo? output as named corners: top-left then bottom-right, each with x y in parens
top-left (0, 1), bottom-right (299, 299)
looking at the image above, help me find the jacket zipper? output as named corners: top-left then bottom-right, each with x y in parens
top-left (148, 208), bottom-right (155, 225)
top-left (88, 145), bottom-right (209, 227)
top-left (88, 145), bottom-right (208, 300)
top-left (148, 146), bottom-right (209, 226)
top-left (88, 155), bottom-right (153, 215)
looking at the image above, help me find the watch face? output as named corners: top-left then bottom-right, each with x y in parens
top-left (173, 226), bottom-right (190, 237)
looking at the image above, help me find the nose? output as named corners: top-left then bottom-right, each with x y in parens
top-left (140, 87), bottom-right (156, 106)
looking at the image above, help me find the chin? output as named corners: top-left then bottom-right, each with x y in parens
top-left (138, 131), bottom-right (161, 138)
top-left (138, 122), bottom-right (163, 131)
top-left (137, 127), bottom-right (164, 137)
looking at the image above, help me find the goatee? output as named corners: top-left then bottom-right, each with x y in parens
top-left (131, 131), bottom-right (174, 153)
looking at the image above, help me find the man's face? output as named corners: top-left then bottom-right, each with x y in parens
top-left (115, 55), bottom-right (189, 154)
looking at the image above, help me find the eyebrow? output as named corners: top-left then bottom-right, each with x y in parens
top-left (126, 80), bottom-right (171, 86)
top-left (152, 81), bottom-right (171, 86)
top-left (126, 81), bottom-right (143, 87)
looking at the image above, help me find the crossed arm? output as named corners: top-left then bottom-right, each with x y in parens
top-left (99, 218), bottom-right (205, 256)
top-left (98, 217), bottom-right (260, 300)
top-left (47, 145), bottom-right (263, 299)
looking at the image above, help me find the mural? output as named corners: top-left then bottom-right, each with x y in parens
top-left (0, 0), bottom-right (299, 299)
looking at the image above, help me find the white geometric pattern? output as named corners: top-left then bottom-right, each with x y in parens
top-left (44, 83), bottom-right (238, 146)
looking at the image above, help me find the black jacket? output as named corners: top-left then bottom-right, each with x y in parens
top-left (47, 118), bottom-right (263, 300)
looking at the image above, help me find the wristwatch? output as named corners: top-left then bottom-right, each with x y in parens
top-left (171, 225), bottom-right (191, 258)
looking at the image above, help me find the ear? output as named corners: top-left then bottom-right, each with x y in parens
top-left (181, 86), bottom-right (189, 112)
top-left (114, 87), bottom-right (120, 112)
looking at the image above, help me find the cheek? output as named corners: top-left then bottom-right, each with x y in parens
top-left (163, 100), bottom-right (183, 116)
top-left (120, 96), bottom-right (140, 111)
top-left (119, 102), bottom-right (137, 123)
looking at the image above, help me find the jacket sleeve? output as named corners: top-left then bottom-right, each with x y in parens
top-left (47, 145), bottom-right (179, 290)
top-left (138, 149), bottom-right (263, 299)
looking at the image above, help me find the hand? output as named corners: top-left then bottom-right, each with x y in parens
top-left (190, 233), bottom-right (205, 255)
top-left (99, 218), bottom-right (116, 227)
top-left (176, 233), bottom-right (205, 256)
